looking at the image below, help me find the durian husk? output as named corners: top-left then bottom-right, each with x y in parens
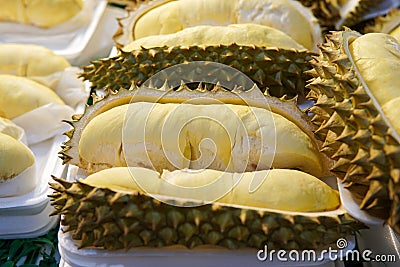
top-left (306, 29), bottom-right (400, 230)
top-left (49, 174), bottom-right (366, 250)
top-left (296, 0), bottom-right (341, 28)
top-left (364, 8), bottom-right (400, 40)
top-left (335, 0), bottom-right (386, 29)
top-left (80, 44), bottom-right (315, 101)
top-left (60, 83), bottom-right (331, 176)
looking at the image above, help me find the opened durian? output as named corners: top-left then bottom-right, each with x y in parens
top-left (299, 0), bottom-right (388, 29)
top-left (84, 23), bottom-right (315, 101)
top-left (61, 84), bottom-right (328, 176)
top-left (52, 83), bottom-right (366, 250)
top-left (123, 24), bottom-right (306, 51)
top-left (116, 0), bottom-right (321, 51)
top-left (365, 8), bottom-right (400, 41)
top-left (50, 166), bottom-right (364, 250)
top-left (0, 44), bottom-right (71, 89)
top-left (0, 74), bottom-right (65, 119)
top-left (306, 29), bottom-right (400, 231)
top-left (0, 0), bottom-right (83, 28)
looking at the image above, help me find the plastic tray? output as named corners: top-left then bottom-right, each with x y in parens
top-left (0, 134), bottom-right (66, 214)
top-left (0, 0), bottom-right (107, 62)
top-left (0, 202), bottom-right (59, 239)
top-left (59, 229), bottom-right (355, 267)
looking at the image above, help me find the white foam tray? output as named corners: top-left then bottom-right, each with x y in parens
top-left (0, 0), bottom-right (107, 62)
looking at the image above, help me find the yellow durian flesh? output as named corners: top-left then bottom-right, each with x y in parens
top-left (348, 33), bottom-right (400, 132)
top-left (0, 133), bottom-right (34, 181)
top-left (0, 74), bottom-right (64, 119)
top-left (123, 23), bottom-right (306, 51)
top-left (78, 102), bottom-right (323, 177)
top-left (82, 167), bottom-right (340, 212)
top-left (133, 0), bottom-right (319, 50)
top-left (391, 26), bottom-right (400, 41)
top-left (0, 0), bottom-right (83, 28)
top-left (0, 44), bottom-right (70, 78)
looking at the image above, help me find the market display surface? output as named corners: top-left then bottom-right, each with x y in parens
top-left (1, 0), bottom-right (400, 266)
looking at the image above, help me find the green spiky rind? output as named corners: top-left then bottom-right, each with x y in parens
top-left (60, 83), bottom-right (328, 175)
top-left (306, 29), bottom-right (400, 222)
top-left (364, 8), bottom-right (400, 34)
top-left (338, 0), bottom-right (385, 28)
top-left (296, 0), bottom-right (341, 28)
top-left (49, 177), bottom-right (367, 251)
top-left (80, 44), bottom-right (315, 101)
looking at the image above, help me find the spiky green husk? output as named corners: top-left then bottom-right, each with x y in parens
top-left (80, 45), bottom-right (315, 101)
top-left (49, 177), bottom-right (366, 250)
top-left (306, 29), bottom-right (399, 224)
top-left (364, 8), bottom-right (400, 34)
top-left (298, 0), bottom-right (385, 29)
top-left (296, 0), bottom-right (341, 28)
top-left (337, 0), bottom-right (385, 28)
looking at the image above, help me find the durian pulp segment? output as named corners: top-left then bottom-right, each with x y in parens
top-left (347, 33), bottom-right (400, 136)
top-left (78, 102), bottom-right (323, 176)
top-left (0, 75), bottom-right (65, 119)
top-left (0, 44), bottom-right (70, 89)
top-left (0, 133), bottom-right (34, 181)
top-left (132, 0), bottom-right (320, 50)
top-left (0, 0), bottom-right (83, 28)
top-left (382, 97), bottom-right (400, 134)
top-left (123, 24), bottom-right (306, 51)
top-left (82, 167), bottom-right (340, 212)
top-left (0, 44), bottom-right (70, 79)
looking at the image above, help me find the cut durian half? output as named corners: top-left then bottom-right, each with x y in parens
top-left (114, 0), bottom-right (321, 51)
top-left (306, 29), bottom-right (400, 231)
top-left (60, 83), bottom-right (331, 177)
top-left (49, 167), bottom-right (366, 250)
top-left (81, 44), bottom-right (315, 101)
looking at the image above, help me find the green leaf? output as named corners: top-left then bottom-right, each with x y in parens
top-left (1, 261), bottom-right (15, 267)
top-left (7, 240), bottom-right (24, 261)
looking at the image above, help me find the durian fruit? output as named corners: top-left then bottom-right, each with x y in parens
top-left (0, 74), bottom-right (65, 119)
top-left (0, 0), bottom-right (83, 28)
top-left (61, 84), bottom-right (329, 176)
top-left (116, 0), bottom-right (321, 51)
top-left (295, 0), bottom-right (342, 28)
top-left (49, 166), bottom-right (366, 250)
top-left (0, 44), bottom-right (71, 89)
top-left (365, 8), bottom-right (400, 41)
top-left (122, 24), bottom-right (306, 51)
top-left (0, 132), bottom-right (34, 182)
top-left (306, 29), bottom-right (400, 230)
top-left (298, 0), bottom-right (399, 30)
top-left (81, 43), bottom-right (314, 101)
